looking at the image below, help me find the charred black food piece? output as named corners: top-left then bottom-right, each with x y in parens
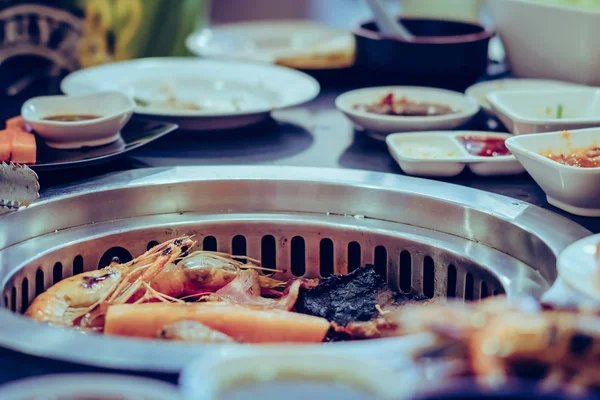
top-left (296, 265), bottom-right (428, 326)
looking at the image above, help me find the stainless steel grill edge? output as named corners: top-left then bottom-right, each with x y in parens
top-left (0, 166), bottom-right (590, 372)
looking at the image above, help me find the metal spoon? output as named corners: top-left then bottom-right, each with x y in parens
top-left (364, 0), bottom-right (415, 41)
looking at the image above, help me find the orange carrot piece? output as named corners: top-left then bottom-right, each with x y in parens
top-left (104, 302), bottom-right (330, 343)
top-left (0, 130), bottom-right (12, 162)
top-left (10, 130), bottom-right (36, 164)
top-left (6, 116), bottom-right (31, 132)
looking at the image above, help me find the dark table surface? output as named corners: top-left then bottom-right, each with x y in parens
top-left (2, 76), bottom-right (600, 387)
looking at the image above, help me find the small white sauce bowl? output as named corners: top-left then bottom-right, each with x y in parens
top-left (21, 91), bottom-right (135, 149)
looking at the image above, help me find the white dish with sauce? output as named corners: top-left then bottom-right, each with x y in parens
top-left (335, 86), bottom-right (479, 136)
top-left (487, 87), bottom-right (600, 135)
top-left (0, 373), bottom-right (182, 400)
top-left (386, 131), bottom-right (524, 177)
top-left (60, 57), bottom-right (320, 131)
top-left (506, 127), bottom-right (600, 216)
top-left (21, 91), bottom-right (135, 149)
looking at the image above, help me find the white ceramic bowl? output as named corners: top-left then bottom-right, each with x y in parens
top-left (555, 233), bottom-right (600, 307)
top-left (488, 0), bottom-right (600, 85)
top-left (22, 92), bottom-right (135, 149)
top-left (0, 373), bottom-right (181, 400)
top-left (505, 127), bottom-right (600, 216)
top-left (465, 78), bottom-right (585, 114)
top-left (335, 86), bottom-right (479, 136)
top-left (386, 131), bottom-right (524, 177)
top-left (487, 88), bottom-right (600, 135)
top-left (179, 345), bottom-right (427, 400)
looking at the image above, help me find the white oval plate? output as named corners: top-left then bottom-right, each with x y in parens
top-left (0, 373), bottom-right (181, 400)
top-left (186, 20), bottom-right (355, 70)
top-left (336, 86), bottom-right (479, 136)
top-left (557, 233), bottom-right (600, 304)
top-left (465, 78), bottom-right (585, 114)
top-left (61, 58), bottom-right (320, 130)
top-left (386, 131), bottom-right (524, 177)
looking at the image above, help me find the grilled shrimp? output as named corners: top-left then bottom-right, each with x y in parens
top-left (469, 311), bottom-right (600, 390)
top-left (150, 250), bottom-right (285, 298)
top-left (25, 237), bottom-right (195, 328)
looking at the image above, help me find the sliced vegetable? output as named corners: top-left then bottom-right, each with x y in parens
top-left (10, 130), bottom-right (36, 164)
top-left (105, 302), bottom-right (330, 343)
top-left (0, 130), bottom-right (12, 162)
top-left (6, 116), bottom-right (31, 132)
top-left (134, 97), bottom-right (150, 107)
top-left (556, 104), bottom-right (564, 119)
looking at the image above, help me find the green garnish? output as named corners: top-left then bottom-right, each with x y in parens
top-left (134, 97), bottom-right (149, 107)
top-left (556, 104), bottom-right (564, 119)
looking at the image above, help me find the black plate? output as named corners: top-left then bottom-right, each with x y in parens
top-left (28, 118), bottom-right (178, 171)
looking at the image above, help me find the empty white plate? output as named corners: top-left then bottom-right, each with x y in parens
top-left (60, 58), bottom-right (320, 130)
top-left (386, 131), bottom-right (524, 177)
top-left (336, 87), bottom-right (479, 139)
top-left (557, 233), bottom-right (600, 305)
top-left (186, 20), bottom-right (355, 70)
top-left (465, 78), bottom-right (584, 114)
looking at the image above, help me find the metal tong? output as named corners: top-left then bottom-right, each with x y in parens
top-left (0, 162), bottom-right (39, 214)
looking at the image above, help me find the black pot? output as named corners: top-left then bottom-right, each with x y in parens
top-left (353, 18), bottom-right (494, 91)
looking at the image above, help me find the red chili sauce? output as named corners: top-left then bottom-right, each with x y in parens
top-left (458, 136), bottom-right (511, 157)
top-left (543, 146), bottom-right (600, 168)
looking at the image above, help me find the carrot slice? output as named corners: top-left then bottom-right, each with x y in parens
top-left (105, 302), bottom-right (330, 343)
top-left (6, 116), bottom-right (31, 132)
top-left (10, 130), bottom-right (36, 164)
top-left (0, 130), bottom-right (12, 162)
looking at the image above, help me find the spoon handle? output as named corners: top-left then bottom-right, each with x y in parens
top-left (364, 0), bottom-right (414, 41)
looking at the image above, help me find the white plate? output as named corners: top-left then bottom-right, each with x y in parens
top-left (336, 87), bottom-right (479, 136)
top-left (488, 87), bottom-right (600, 135)
top-left (505, 127), bottom-right (600, 216)
top-left (386, 131), bottom-right (524, 177)
top-left (60, 58), bottom-right (320, 130)
top-left (186, 20), bottom-right (355, 69)
top-left (465, 78), bottom-right (584, 114)
top-left (0, 374), bottom-right (181, 400)
top-left (557, 233), bottom-right (600, 305)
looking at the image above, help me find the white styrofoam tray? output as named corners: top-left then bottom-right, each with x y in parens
top-left (386, 131), bottom-right (524, 177)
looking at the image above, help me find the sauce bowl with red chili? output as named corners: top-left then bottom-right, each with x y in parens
top-left (506, 128), bottom-right (600, 217)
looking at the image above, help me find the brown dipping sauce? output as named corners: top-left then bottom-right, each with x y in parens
top-left (354, 93), bottom-right (456, 117)
top-left (543, 146), bottom-right (600, 168)
top-left (43, 114), bottom-right (102, 122)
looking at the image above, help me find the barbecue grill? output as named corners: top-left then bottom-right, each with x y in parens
top-left (0, 166), bottom-right (590, 372)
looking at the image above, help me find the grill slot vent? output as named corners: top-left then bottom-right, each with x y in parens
top-left (319, 238), bottom-right (334, 277)
top-left (399, 251), bottom-right (412, 293)
top-left (73, 255), bottom-right (84, 276)
top-left (20, 278), bottom-right (29, 313)
top-left (374, 246), bottom-right (387, 279)
top-left (347, 241), bottom-right (361, 273)
top-left (261, 235), bottom-right (276, 270)
top-left (10, 286), bottom-right (16, 312)
top-left (231, 235), bottom-right (247, 262)
top-left (465, 272), bottom-right (474, 301)
top-left (290, 236), bottom-right (306, 277)
top-left (447, 264), bottom-right (457, 298)
top-left (423, 256), bottom-right (435, 299)
top-left (147, 241), bottom-right (159, 251)
top-left (202, 236), bottom-right (217, 251)
top-left (98, 248), bottom-right (132, 270)
top-left (35, 269), bottom-right (44, 296)
top-left (481, 281), bottom-right (489, 299)
top-left (53, 263), bottom-right (62, 284)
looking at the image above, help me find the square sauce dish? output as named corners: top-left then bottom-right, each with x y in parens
top-left (386, 131), bottom-right (524, 177)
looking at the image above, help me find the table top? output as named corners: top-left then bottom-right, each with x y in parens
top-left (14, 85), bottom-right (598, 234)
top-left (1, 79), bottom-right (599, 386)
